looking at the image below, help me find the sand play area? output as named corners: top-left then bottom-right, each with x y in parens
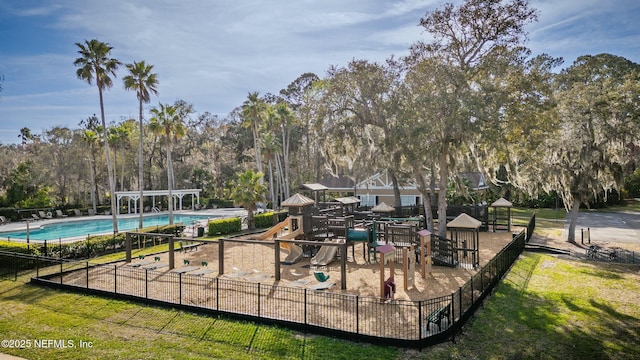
top-left (121, 228), bottom-right (519, 301)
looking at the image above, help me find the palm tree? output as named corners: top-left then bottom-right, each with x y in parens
top-left (108, 122), bottom-right (133, 191)
top-left (241, 92), bottom-right (267, 175)
top-left (123, 61), bottom-right (158, 228)
top-left (228, 170), bottom-right (267, 230)
top-left (82, 129), bottom-right (99, 212)
top-left (149, 103), bottom-right (186, 225)
top-left (274, 102), bottom-right (296, 200)
top-left (74, 39), bottom-right (121, 232)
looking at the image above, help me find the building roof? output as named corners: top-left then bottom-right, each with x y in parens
top-left (299, 183), bottom-right (329, 192)
top-left (318, 174), bottom-right (355, 190)
top-left (281, 193), bottom-right (315, 207)
top-left (491, 197), bottom-right (513, 207)
top-left (320, 171), bottom-right (489, 192)
top-left (459, 172), bottom-right (489, 190)
top-left (447, 213), bottom-right (482, 229)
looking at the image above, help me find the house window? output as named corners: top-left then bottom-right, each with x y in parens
top-left (359, 194), bottom-right (376, 207)
top-left (400, 195), bottom-right (417, 206)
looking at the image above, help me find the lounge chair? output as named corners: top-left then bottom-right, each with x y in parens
top-left (73, 209), bottom-right (83, 216)
top-left (31, 213), bottom-right (40, 221)
top-left (0, 215), bottom-right (8, 225)
top-left (88, 209), bottom-right (96, 216)
top-left (38, 210), bottom-right (52, 219)
top-left (56, 210), bottom-right (68, 218)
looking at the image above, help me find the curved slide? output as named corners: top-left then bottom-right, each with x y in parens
top-left (280, 227), bottom-right (304, 263)
top-left (257, 217), bottom-right (304, 264)
top-left (310, 240), bottom-right (339, 266)
top-left (282, 244), bottom-right (303, 264)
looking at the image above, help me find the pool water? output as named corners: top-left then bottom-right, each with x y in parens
top-left (0, 214), bottom-right (215, 241)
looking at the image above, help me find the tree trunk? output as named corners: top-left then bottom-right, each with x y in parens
top-left (412, 165), bottom-right (434, 232)
top-left (138, 99), bottom-right (145, 229)
top-left (268, 160), bottom-right (275, 209)
top-left (89, 153), bottom-right (97, 212)
top-left (166, 141), bottom-right (174, 225)
top-left (389, 170), bottom-right (403, 217)
top-left (567, 199), bottom-right (580, 243)
top-left (437, 150), bottom-right (449, 238)
top-left (120, 147), bottom-right (126, 192)
top-left (247, 209), bottom-right (255, 230)
top-left (98, 86), bottom-right (118, 232)
top-left (252, 124), bottom-right (263, 175)
top-left (283, 127), bottom-right (291, 199)
top-left (276, 155), bottom-right (285, 206)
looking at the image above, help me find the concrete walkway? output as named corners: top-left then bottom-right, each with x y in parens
top-left (562, 211), bottom-right (640, 245)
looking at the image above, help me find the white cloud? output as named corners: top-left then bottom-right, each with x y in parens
top-left (0, 0), bottom-right (638, 145)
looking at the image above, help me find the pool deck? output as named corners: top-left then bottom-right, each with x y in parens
top-left (0, 208), bottom-right (248, 240)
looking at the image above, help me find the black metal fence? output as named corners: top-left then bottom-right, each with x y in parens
top-left (5, 216), bottom-right (535, 348)
top-left (586, 245), bottom-right (640, 264)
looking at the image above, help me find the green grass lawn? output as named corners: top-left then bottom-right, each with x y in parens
top-left (0, 276), bottom-right (396, 360)
top-left (419, 253), bottom-right (640, 360)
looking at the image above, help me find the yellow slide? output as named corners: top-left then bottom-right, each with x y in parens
top-left (258, 219), bottom-right (289, 240)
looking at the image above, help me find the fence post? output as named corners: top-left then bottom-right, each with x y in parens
top-left (114, 264), bottom-right (117, 294)
top-left (218, 239), bottom-right (224, 276)
top-left (356, 295), bottom-right (359, 335)
top-left (215, 277), bottom-right (219, 310)
top-left (179, 273), bottom-right (182, 305)
top-left (145, 268), bottom-right (148, 300)
top-left (257, 283), bottom-right (261, 317)
top-left (471, 275), bottom-right (474, 303)
top-left (86, 261), bottom-right (89, 289)
top-left (304, 288), bottom-right (308, 325)
top-left (418, 299), bottom-right (422, 339)
top-left (60, 261), bottom-right (63, 284)
top-left (452, 293), bottom-right (457, 343)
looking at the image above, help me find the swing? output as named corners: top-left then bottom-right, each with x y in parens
top-left (313, 271), bottom-right (330, 282)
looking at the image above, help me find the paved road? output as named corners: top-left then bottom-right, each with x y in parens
top-left (563, 211), bottom-right (640, 244)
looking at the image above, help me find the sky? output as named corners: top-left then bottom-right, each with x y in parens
top-left (0, 0), bottom-right (639, 145)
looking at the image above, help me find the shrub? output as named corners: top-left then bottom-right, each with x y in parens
top-left (208, 217), bottom-right (241, 236)
top-left (0, 240), bottom-right (38, 255)
top-left (254, 212), bottom-right (275, 228)
top-left (42, 223), bottom-right (186, 259)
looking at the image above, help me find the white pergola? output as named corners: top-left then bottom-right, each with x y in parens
top-left (115, 189), bottom-right (201, 215)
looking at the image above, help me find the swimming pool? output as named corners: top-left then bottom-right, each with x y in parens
top-left (0, 214), bottom-right (216, 241)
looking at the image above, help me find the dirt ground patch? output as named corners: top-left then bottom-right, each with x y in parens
top-left (122, 229), bottom-right (518, 300)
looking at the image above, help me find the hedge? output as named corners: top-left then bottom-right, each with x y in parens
top-left (254, 212), bottom-right (275, 229)
top-left (208, 217), bottom-right (241, 236)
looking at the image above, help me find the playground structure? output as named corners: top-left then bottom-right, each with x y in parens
top-left (121, 191), bottom-right (505, 299)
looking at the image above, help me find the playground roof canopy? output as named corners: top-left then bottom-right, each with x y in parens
top-left (371, 202), bottom-right (395, 213)
top-left (491, 197), bottom-right (513, 207)
top-left (447, 213), bottom-right (482, 229)
top-left (281, 193), bottom-right (315, 207)
top-left (332, 196), bottom-right (361, 205)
